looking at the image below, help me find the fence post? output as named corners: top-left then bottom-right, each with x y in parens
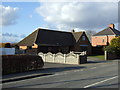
top-left (105, 51), bottom-right (107, 60)
top-left (44, 54), bottom-right (46, 62)
top-left (64, 54), bottom-right (66, 63)
top-left (53, 54), bottom-right (55, 62)
top-left (84, 51), bottom-right (86, 55)
top-left (77, 54), bottom-right (80, 64)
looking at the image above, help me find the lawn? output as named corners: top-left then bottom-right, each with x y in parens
top-left (88, 55), bottom-right (105, 60)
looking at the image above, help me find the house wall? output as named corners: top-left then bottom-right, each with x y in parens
top-left (20, 45), bottom-right (70, 54)
top-left (72, 33), bottom-right (92, 55)
top-left (19, 43), bottom-right (38, 50)
top-left (92, 35), bottom-right (116, 46)
top-left (26, 48), bottom-right (38, 54)
top-left (58, 46), bottom-right (70, 54)
top-left (19, 46), bottom-right (27, 50)
top-left (32, 43), bottom-right (38, 48)
top-left (37, 46), bottom-right (70, 54)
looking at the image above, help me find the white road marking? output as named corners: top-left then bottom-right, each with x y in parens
top-left (83, 76), bottom-right (118, 88)
top-left (74, 69), bottom-right (84, 72)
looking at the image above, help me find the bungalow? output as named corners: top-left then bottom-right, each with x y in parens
top-left (92, 24), bottom-right (120, 47)
top-left (16, 28), bottom-right (92, 55)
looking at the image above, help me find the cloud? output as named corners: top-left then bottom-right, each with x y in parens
top-left (36, 2), bottom-right (118, 31)
top-left (0, 5), bottom-right (19, 26)
top-left (43, 0), bottom-right (119, 2)
top-left (2, 33), bottom-right (19, 37)
top-left (1, 0), bottom-right (119, 2)
top-left (2, 35), bottom-right (20, 43)
top-left (2, 33), bottom-right (26, 43)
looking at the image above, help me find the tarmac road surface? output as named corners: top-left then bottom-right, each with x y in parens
top-left (2, 59), bottom-right (119, 88)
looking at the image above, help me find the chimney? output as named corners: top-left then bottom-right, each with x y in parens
top-left (108, 24), bottom-right (115, 29)
top-left (71, 29), bottom-right (75, 32)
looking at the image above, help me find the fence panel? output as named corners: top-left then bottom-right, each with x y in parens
top-left (45, 52), bottom-right (54, 62)
top-left (55, 53), bottom-right (64, 63)
top-left (38, 51), bottom-right (87, 65)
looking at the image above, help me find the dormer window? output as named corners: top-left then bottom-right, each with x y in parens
top-left (82, 36), bottom-right (85, 41)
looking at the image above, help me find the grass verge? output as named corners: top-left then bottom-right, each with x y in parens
top-left (88, 55), bottom-right (105, 60)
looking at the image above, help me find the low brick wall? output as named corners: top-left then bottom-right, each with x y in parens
top-left (38, 51), bottom-right (87, 65)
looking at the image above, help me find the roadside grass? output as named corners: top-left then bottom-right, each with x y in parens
top-left (88, 55), bottom-right (105, 60)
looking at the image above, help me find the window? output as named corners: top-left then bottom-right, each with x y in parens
top-left (82, 36), bottom-right (85, 41)
top-left (28, 46), bottom-right (32, 49)
top-left (102, 39), bottom-right (104, 43)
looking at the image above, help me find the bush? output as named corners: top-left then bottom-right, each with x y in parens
top-left (92, 46), bottom-right (104, 55)
top-left (104, 45), bottom-right (116, 54)
top-left (2, 54), bottom-right (44, 75)
top-left (110, 36), bottom-right (120, 56)
top-left (110, 36), bottom-right (120, 48)
top-left (104, 36), bottom-right (120, 58)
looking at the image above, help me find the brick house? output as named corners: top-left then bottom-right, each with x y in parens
top-left (92, 24), bottom-right (120, 47)
top-left (17, 28), bottom-right (92, 55)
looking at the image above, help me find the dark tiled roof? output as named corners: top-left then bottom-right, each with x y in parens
top-left (112, 28), bottom-right (120, 36)
top-left (17, 28), bottom-right (76, 46)
top-left (93, 27), bottom-right (120, 36)
top-left (35, 29), bottom-right (75, 46)
top-left (17, 30), bottom-right (38, 46)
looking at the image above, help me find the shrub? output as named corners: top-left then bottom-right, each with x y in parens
top-left (110, 36), bottom-right (120, 56)
top-left (2, 54), bottom-right (44, 75)
top-left (92, 46), bottom-right (104, 55)
top-left (104, 36), bottom-right (120, 58)
top-left (104, 45), bottom-right (116, 54)
top-left (110, 36), bottom-right (120, 48)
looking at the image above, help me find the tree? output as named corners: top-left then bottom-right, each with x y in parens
top-left (110, 36), bottom-right (120, 48)
top-left (104, 36), bottom-right (120, 56)
top-left (104, 45), bottom-right (116, 54)
top-left (110, 36), bottom-right (120, 55)
top-left (86, 30), bottom-right (96, 42)
top-left (0, 43), bottom-right (11, 48)
top-left (4, 43), bottom-right (11, 48)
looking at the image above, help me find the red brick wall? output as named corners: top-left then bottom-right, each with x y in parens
top-left (92, 35), bottom-right (116, 46)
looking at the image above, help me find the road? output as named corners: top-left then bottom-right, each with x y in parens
top-left (2, 60), bottom-right (119, 88)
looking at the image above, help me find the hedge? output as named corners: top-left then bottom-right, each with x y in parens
top-left (2, 54), bottom-right (44, 75)
top-left (92, 46), bottom-right (104, 55)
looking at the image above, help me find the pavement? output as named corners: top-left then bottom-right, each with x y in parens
top-left (2, 62), bottom-right (85, 83)
top-left (2, 57), bottom-right (118, 83)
